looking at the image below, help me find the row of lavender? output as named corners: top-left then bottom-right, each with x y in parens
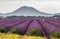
top-left (0, 18), bottom-right (60, 39)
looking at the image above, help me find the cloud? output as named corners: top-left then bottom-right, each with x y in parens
top-left (35, 0), bottom-right (60, 1)
top-left (0, 0), bottom-right (60, 1)
top-left (0, 1), bottom-right (60, 14)
top-left (0, 0), bottom-right (28, 1)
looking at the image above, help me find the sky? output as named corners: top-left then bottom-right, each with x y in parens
top-left (0, 0), bottom-right (60, 14)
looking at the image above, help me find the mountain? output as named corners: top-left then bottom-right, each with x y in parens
top-left (54, 13), bottom-right (60, 15)
top-left (0, 6), bottom-right (53, 17)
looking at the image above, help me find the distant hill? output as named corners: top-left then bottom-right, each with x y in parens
top-left (0, 6), bottom-right (54, 17)
top-left (54, 13), bottom-right (60, 15)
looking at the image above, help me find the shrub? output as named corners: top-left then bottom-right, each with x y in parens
top-left (10, 29), bottom-right (24, 35)
top-left (27, 29), bottom-right (42, 36)
top-left (53, 32), bottom-right (60, 38)
top-left (0, 27), bottom-right (7, 33)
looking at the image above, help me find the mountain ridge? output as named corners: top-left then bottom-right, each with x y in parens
top-left (0, 6), bottom-right (54, 17)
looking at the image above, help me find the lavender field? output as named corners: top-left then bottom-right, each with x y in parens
top-left (0, 18), bottom-right (60, 39)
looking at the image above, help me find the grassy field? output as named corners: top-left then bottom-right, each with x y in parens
top-left (0, 33), bottom-right (59, 39)
top-left (0, 33), bottom-right (21, 39)
top-left (0, 33), bottom-right (46, 39)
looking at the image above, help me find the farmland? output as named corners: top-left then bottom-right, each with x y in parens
top-left (0, 18), bottom-right (60, 39)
